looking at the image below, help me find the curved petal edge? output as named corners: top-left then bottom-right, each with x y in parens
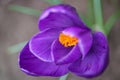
top-left (19, 43), bottom-right (69, 77)
top-left (69, 32), bottom-right (109, 78)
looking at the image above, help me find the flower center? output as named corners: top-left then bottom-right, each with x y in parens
top-left (59, 33), bottom-right (78, 47)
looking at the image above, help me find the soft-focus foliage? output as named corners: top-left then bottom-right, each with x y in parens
top-left (105, 11), bottom-right (120, 35)
top-left (9, 5), bottom-right (41, 17)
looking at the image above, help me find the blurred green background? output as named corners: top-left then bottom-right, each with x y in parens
top-left (0, 0), bottom-right (120, 80)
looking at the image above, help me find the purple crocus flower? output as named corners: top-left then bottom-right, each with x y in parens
top-left (19, 4), bottom-right (109, 78)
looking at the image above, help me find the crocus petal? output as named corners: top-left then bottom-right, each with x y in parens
top-left (19, 43), bottom-right (69, 76)
top-left (39, 4), bottom-right (87, 31)
top-left (62, 27), bottom-right (92, 59)
top-left (51, 39), bottom-right (81, 65)
top-left (69, 32), bottom-right (109, 78)
top-left (29, 28), bottom-right (62, 62)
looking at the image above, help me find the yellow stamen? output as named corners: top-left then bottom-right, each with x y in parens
top-left (59, 33), bottom-right (78, 47)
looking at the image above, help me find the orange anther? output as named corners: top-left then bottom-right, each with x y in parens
top-left (59, 33), bottom-right (78, 47)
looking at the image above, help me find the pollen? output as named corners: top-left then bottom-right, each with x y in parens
top-left (59, 33), bottom-right (78, 47)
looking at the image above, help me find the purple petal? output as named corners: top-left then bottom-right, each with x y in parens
top-left (62, 27), bottom-right (92, 59)
top-left (19, 43), bottom-right (69, 76)
top-left (69, 32), bottom-right (109, 78)
top-left (29, 28), bottom-right (61, 62)
top-left (51, 39), bottom-right (81, 65)
top-left (39, 4), bottom-right (87, 31)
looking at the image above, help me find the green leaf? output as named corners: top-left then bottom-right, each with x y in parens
top-left (87, 0), bottom-right (94, 28)
top-left (52, 0), bottom-right (63, 4)
top-left (44, 0), bottom-right (63, 5)
top-left (93, 0), bottom-right (106, 34)
top-left (7, 41), bottom-right (27, 54)
top-left (80, 14), bottom-right (93, 28)
top-left (8, 5), bottom-right (40, 17)
top-left (105, 11), bottom-right (120, 35)
top-left (59, 74), bottom-right (69, 80)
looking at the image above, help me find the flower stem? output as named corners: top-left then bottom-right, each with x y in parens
top-left (87, 0), bottom-right (94, 28)
top-left (93, 0), bottom-right (106, 34)
top-left (59, 74), bottom-right (69, 80)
